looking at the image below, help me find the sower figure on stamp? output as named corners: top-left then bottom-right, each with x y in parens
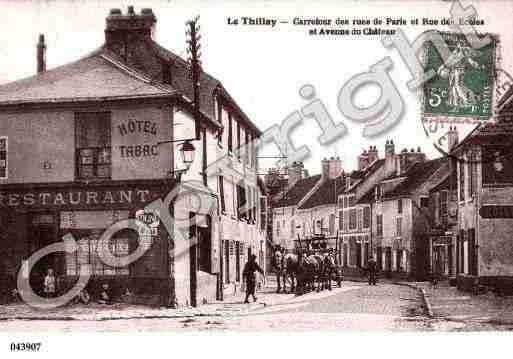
top-left (368, 257), bottom-right (377, 286)
top-left (243, 254), bottom-right (264, 303)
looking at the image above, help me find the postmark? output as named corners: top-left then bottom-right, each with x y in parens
top-left (420, 31), bottom-right (513, 166)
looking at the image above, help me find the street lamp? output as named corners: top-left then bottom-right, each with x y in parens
top-left (157, 138), bottom-right (196, 180)
top-left (179, 140), bottom-right (195, 169)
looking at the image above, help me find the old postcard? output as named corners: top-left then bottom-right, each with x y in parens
top-left (1, 0), bottom-right (513, 356)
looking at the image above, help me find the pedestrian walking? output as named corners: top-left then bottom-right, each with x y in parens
top-left (43, 268), bottom-right (56, 298)
top-left (368, 257), bottom-right (377, 286)
top-left (243, 254), bottom-right (264, 303)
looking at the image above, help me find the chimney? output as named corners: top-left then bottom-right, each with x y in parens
top-left (368, 145), bottom-right (379, 164)
top-left (322, 157), bottom-right (342, 180)
top-left (105, 7), bottom-right (157, 54)
top-left (447, 126), bottom-right (459, 151)
top-left (397, 147), bottom-right (426, 175)
top-left (357, 150), bottom-right (370, 171)
top-left (37, 34), bottom-right (46, 74)
top-left (384, 140), bottom-right (396, 176)
top-left (288, 161), bottom-right (305, 188)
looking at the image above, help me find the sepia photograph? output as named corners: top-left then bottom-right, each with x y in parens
top-left (0, 0), bottom-right (512, 357)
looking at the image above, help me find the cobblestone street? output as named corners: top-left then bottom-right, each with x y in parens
top-left (0, 281), bottom-right (429, 331)
top-left (3, 281), bottom-right (513, 331)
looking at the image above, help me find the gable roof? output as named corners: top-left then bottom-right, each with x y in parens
top-left (273, 174), bottom-right (321, 208)
top-left (383, 158), bottom-right (446, 198)
top-left (298, 175), bottom-right (345, 210)
top-left (343, 158), bottom-right (385, 194)
top-left (0, 49), bottom-right (176, 104)
top-left (429, 171), bottom-right (456, 193)
top-left (0, 37), bottom-right (260, 134)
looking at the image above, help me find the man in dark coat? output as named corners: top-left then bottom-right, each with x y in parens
top-left (368, 257), bottom-right (377, 286)
top-left (243, 254), bottom-right (264, 303)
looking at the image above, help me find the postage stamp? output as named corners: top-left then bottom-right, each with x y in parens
top-left (422, 31), bottom-right (497, 120)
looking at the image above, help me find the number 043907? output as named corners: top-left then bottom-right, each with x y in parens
top-left (10, 342), bottom-right (42, 351)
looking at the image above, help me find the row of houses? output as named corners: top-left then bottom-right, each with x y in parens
top-left (271, 113), bottom-right (513, 293)
top-left (0, 7), bottom-right (268, 306)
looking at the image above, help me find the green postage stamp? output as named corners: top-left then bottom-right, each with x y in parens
top-left (422, 32), bottom-right (497, 120)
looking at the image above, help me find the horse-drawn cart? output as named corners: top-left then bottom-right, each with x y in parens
top-left (293, 234), bottom-right (343, 288)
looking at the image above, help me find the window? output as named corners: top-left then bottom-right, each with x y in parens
top-left (0, 136), bottom-right (6, 179)
top-left (440, 190), bottom-right (448, 225)
top-left (237, 121), bottom-right (241, 160)
top-left (236, 181), bottom-right (247, 220)
top-left (397, 199), bottom-right (403, 214)
top-left (63, 211), bottom-right (131, 276)
top-left (66, 229), bottom-right (130, 276)
top-left (251, 134), bottom-right (257, 168)
top-left (276, 220), bottom-right (280, 237)
top-left (260, 197), bottom-right (266, 232)
top-left (420, 197), bottom-right (429, 208)
top-left (395, 217), bottom-right (402, 237)
top-left (349, 208), bottom-right (357, 230)
top-left (376, 214), bottom-right (383, 236)
top-left (349, 195), bottom-right (355, 207)
top-left (219, 176), bottom-right (226, 213)
top-left (338, 210), bottom-right (344, 231)
top-left (469, 151), bottom-right (477, 196)
top-left (329, 214), bottom-right (335, 234)
top-left (246, 186), bottom-right (251, 221)
top-left (217, 104), bottom-right (223, 146)
top-left (76, 112), bottom-right (111, 179)
top-left (459, 161), bottom-right (465, 201)
top-left (357, 209), bottom-right (363, 231)
top-left (375, 185), bottom-right (383, 200)
top-left (343, 196), bottom-right (348, 208)
top-left (228, 114), bottom-right (233, 153)
top-left (363, 207), bottom-right (370, 228)
top-left (245, 131), bottom-right (250, 165)
top-left (291, 219), bottom-right (295, 239)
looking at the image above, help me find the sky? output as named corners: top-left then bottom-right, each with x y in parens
top-left (0, 0), bottom-right (511, 175)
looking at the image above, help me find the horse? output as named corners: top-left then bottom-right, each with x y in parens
top-left (321, 252), bottom-right (337, 291)
top-left (274, 250), bottom-right (299, 293)
top-left (297, 253), bottom-right (324, 293)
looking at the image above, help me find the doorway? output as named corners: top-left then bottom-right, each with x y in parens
top-left (27, 224), bottom-right (58, 294)
top-left (356, 243), bottom-right (362, 268)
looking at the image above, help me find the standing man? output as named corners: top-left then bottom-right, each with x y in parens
top-left (368, 257), bottom-right (377, 286)
top-left (243, 254), bottom-right (264, 303)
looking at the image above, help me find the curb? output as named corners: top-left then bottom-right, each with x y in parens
top-left (392, 282), bottom-right (434, 318)
top-left (419, 288), bottom-right (434, 318)
top-left (0, 311), bottom-right (225, 322)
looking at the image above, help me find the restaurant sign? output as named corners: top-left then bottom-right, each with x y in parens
top-left (0, 184), bottom-right (167, 210)
top-left (479, 205), bottom-right (513, 219)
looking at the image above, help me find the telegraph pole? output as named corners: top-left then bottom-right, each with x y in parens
top-left (186, 16), bottom-right (207, 187)
top-left (186, 16), bottom-right (202, 141)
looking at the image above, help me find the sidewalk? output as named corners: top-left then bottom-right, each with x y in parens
top-left (407, 282), bottom-right (513, 325)
top-left (0, 284), bottom-right (295, 322)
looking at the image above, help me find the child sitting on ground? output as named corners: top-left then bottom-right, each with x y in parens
top-left (98, 283), bottom-right (112, 305)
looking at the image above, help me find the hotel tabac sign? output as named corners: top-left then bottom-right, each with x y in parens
top-left (0, 183), bottom-right (167, 210)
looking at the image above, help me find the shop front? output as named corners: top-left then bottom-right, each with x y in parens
top-left (0, 179), bottom-right (176, 305)
top-left (430, 234), bottom-right (455, 279)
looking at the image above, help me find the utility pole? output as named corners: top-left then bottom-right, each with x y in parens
top-left (186, 16), bottom-right (207, 187)
top-left (186, 16), bottom-right (202, 307)
top-left (186, 16), bottom-right (202, 141)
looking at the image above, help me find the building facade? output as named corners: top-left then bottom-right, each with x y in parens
top-left (452, 101), bottom-right (513, 293)
top-left (0, 7), bottom-right (266, 307)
